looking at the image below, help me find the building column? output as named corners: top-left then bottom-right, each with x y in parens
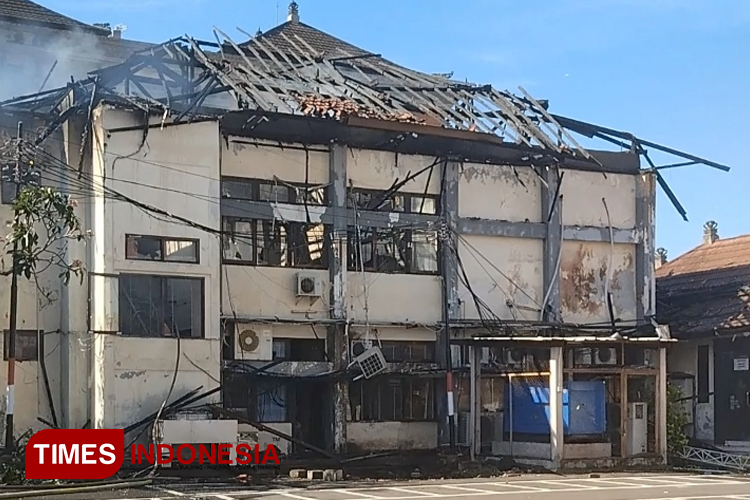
top-left (438, 159), bottom-right (460, 447)
top-left (469, 345), bottom-right (482, 459)
top-left (657, 346), bottom-right (668, 463)
top-left (635, 170), bottom-right (656, 320)
top-left (542, 165), bottom-right (562, 322)
top-left (327, 143), bottom-right (348, 454)
top-left (549, 346), bottom-right (564, 468)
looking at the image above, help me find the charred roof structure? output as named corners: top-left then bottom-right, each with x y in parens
top-left (0, 17), bottom-right (729, 195)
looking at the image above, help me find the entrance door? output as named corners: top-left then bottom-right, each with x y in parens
top-left (715, 338), bottom-right (750, 444)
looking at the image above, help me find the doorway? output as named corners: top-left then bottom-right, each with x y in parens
top-left (715, 338), bottom-right (750, 444)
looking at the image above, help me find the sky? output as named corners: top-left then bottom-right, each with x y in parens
top-left (47, 0), bottom-right (750, 258)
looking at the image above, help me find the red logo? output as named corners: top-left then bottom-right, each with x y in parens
top-left (130, 444), bottom-right (280, 466)
top-left (25, 429), bottom-right (124, 480)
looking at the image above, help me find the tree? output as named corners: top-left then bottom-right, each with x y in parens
top-left (3, 185), bottom-right (86, 291)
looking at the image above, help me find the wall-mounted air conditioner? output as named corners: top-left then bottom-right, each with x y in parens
top-left (235, 324), bottom-right (273, 361)
top-left (504, 348), bottom-right (525, 367)
top-left (593, 347), bottom-right (617, 366)
top-left (295, 273), bottom-right (323, 297)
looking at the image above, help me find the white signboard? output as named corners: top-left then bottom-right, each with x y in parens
top-left (734, 357), bottom-right (749, 371)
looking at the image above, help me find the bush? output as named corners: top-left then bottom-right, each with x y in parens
top-left (667, 383), bottom-right (689, 456)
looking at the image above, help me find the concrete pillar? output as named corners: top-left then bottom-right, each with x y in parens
top-left (549, 346), bottom-right (564, 468)
top-left (327, 143), bottom-right (348, 454)
top-left (541, 165), bottom-right (562, 322)
top-left (635, 171), bottom-right (656, 320)
top-left (657, 346), bottom-right (668, 463)
top-left (438, 159), bottom-right (460, 447)
top-left (469, 345), bottom-right (481, 459)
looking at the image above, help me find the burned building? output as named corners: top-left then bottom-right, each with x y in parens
top-left (0, 1), bottom-right (729, 470)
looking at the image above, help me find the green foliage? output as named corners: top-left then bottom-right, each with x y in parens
top-left (3, 186), bottom-right (85, 285)
top-left (667, 383), bottom-right (690, 455)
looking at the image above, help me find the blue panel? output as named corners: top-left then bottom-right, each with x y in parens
top-left (503, 379), bottom-right (607, 435)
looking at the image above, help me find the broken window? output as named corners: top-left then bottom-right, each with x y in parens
top-left (221, 177), bottom-right (327, 206)
top-left (3, 330), bottom-right (38, 361)
top-left (222, 217), bottom-right (327, 268)
top-left (349, 227), bottom-right (438, 275)
top-left (348, 188), bottom-right (438, 214)
top-left (125, 235), bottom-right (199, 263)
top-left (119, 274), bottom-right (204, 338)
top-left (350, 376), bottom-right (436, 422)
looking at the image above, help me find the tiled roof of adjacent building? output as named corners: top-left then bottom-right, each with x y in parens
top-left (656, 233), bottom-right (750, 338)
top-left (0, 0), bottom-right (109, 34)
top-left (251, 21), bottom-right (371, 58)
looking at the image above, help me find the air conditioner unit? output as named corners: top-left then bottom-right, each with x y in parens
top-left (351, 339), bottom-right (373, 359)
top-left (457, 412), bottom-right (471, 446)
top-left (504, 348), bottom-right (525, 367)
top-left (295, 273), bottom-right (323, 297)
top-left (593, 347), bottom-right (617, 366)
top-left (235, 325), bottom-right (273, 361)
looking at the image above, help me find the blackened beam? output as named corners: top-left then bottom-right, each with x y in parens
top-left (551, 113), bottom-right (730, 172)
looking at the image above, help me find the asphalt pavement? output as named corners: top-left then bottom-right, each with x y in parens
top-left (19, 473), bottom-right (750, 500)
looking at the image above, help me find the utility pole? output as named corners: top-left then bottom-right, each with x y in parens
top-left (4, 122), bottom-right (22, 451)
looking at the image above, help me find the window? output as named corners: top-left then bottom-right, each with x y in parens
top-left (119, 274), bottom-right (204, 338)
top-left (3, 330), bottom-right (38, 361)
top-left (348, 189), bottom-right (438, 215)
top-left (222, 218), bottom-right (326, 268)
top-left (697, 345), bottom-right (710, 404)
top-left (380, 341), bottom-right (436, 363)
top-left (348, 226), bottom-right (438, 274)
top-left (350, 377), bottom-right (436, 422)
top-left (125, 235), bottom-right (199, 263)
top-left (221, 177), bottom-right (327, 206)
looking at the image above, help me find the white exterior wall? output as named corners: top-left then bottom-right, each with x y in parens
top-left (90, 109), bottom-right (221, 431)
top-left (668, 340), bottom-right (715, 442)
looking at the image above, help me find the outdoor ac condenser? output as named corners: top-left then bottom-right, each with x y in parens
top-left (626, 402), bottom-right (648, 456)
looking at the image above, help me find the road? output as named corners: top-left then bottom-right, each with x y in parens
top-left (23, 473), bottom-right (750, 500)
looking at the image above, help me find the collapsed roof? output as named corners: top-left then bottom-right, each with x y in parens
top-left (0, 16), bottom-right (730, 201)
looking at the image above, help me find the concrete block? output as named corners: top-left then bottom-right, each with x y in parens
top-left (322, 469), bottom-right (336, 481)
top-left (289, 469), bottom-right (307, 479)
top-left (334, 469), bottom-right (344, 481)
top-left (307, 469), bottom-right (324, 480)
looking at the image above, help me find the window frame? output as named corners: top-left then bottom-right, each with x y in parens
top-left (222, 217), bottom-right (328, 269)
top-left (125, 234), bottom-right (200, 264)
top-left (221, 176), bottom-right (329, 206)
top-left (348, 225), bottom-right (439, 275)
top-left (3, 330), bottom-right (39, 362)
top-left (118, 273), bottom-right (205, 339)
top-left (349, 376), bottom-right (437, 422)
top-left (348, 188), bottom-right (440, 215)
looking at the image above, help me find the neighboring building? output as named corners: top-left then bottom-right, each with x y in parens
top-left (0, 1), bottom-right (724, 469)
top-left (0, 0), bottom-right (149, 99)
top-left (659, 222), bottom-right (750, 451)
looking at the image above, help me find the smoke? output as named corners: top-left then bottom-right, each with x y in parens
top-left (0, 21), bottom-right (137, 101)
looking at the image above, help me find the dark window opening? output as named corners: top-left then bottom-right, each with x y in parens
top-left (348, 189), bottom-right (439, 215)
top-left (125, 235), bottom-right (199, 263)
top-left (348, 226), bottom-right (438, 275)
top-left (697, 344), bottom-right (710, 404)
top-left (350, 376), bottom-right (436, 422)
top-left (222, 177), bottom-right (327, 206)
top-left (380, 341), bottom-right (436, 363)
top-left (3, 330), bottom-right (39, 361)
top-left (119, 274), bottom-right (204, 338)
top-left (223, 374), bottom-right (288, 423)
top-left (222, 218), bottom-right (327, 268)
